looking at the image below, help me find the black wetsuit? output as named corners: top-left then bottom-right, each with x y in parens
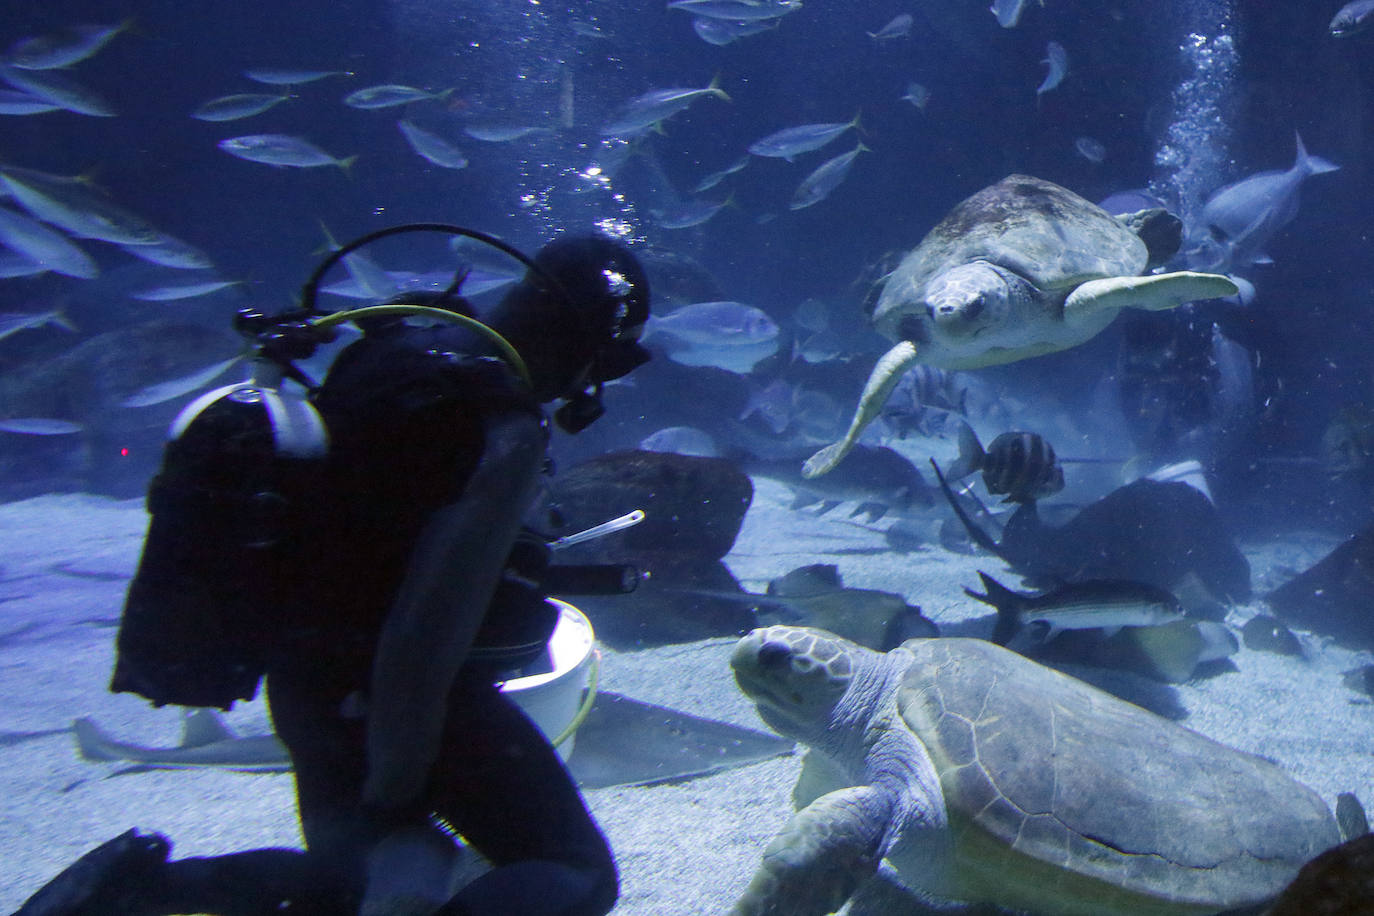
top-left (104, 320), bottom-right (618, 916)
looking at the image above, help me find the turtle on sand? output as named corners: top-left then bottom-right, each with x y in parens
top-left (730, 626), bottom-right (1339, 916)
top-left (803, 175), bottom-right (1237, 477)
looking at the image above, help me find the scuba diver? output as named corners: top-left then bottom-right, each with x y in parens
top-left (15, 227), bottom-right (652, 916)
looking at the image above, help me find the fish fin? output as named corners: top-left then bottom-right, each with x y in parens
top-left (1294, 130), bottom-right (1340, 175)
top-left (946, 419), bottom-right (984, 480)
top-left (769, 564), bottom-right (843, 597)
top-left (967, 571), bottom-right (1024, 646)
top-left (789, 492), bottom-right (820, 510)
top-left (706, 72), bottom-right (731, 103)
top-left (72, 717), bottom-right (122, 761)
top-left (1102, 625), bottom-right (1123, 639)
top-left (52, 308), bottom-right (78, 333)
top-left (814, 500), bottom-right (842, 516)
top-left (850, 501), bottom-right (888, 522)
top-left (336, 154), bottom-right (360, 176)
top-left (930, 458), bottom-right (1005, 557)
top-left (180, 708), bottom-right (237, 748)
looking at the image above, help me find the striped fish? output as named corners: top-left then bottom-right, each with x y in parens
top-left (947, 421), bottom-right (1063, 503)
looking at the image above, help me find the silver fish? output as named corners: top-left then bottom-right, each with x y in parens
top-left (900, 82), bottom-right (930, 110)
top-left (0, 89), bottom-right (61, 115)
top-left (243, 68), bottom-right (353, 85)
top-left (0, 309), bottom-right (74, 341)
top-left (601, 77), bottom-right (730, 137)
top-left (1196, 132), bottom-right (1338, 270)
top-left (789, 142), bottom-right (869, 210)
top-left (1075, 136), bottom-right (1106, 163)
top-left (0, 168), bottom-right (162, 246)
top-left (343, 84), bottom-right (449, 110)
top-left (638, 425), bottom-right (722, 457)
top-left (694, 156), bottom-right (750, 192)
top-left (748, 113), bottom-right (861, 162)
top-left (130, 279), bottom-right (242, 302)
top-left (218, 134), bottom-right (357, 171)
top-left (0, 250), bottom-right (46, 277)
top-left (651, 196), bottom-right (731, 229)
top-left (396, 120), bottom-right (468, 169)
top-left (0, 64), bottom-right (114, 116)
top-left (1037, 41), bottom-right (1068, 95)
top-left (1331, 0), bottom-right (1374, 36)
top-left (0, 417), bottom-right (83, 435)
top-left (966, 571), bottom-right (1184, 645)
top-left (462, 124), bottom-right (552, 142)
top-left (692, 17), bottom-right (779, 45)
top-left (667, 0), bottom-right (802, 22)
top-left (643, 300), bottom-right (780, 373)
top-left (868, 13), bottom-right (913, 40)
top-left (119, 233), bottom-right (214, 270)
top-left (6, 20), bottom-right (130, 70)
top-left (120, 356), bottom-right (245, 408)
top-left (191, 92), bottom-right (292, 122)
top-left (0, 206), bottom-right (98, 278)
top-left (990, 0), bottom-right (1043, 28)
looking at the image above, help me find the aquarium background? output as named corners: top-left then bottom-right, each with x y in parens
top-left (4, 0), bottom-right (1374, 912)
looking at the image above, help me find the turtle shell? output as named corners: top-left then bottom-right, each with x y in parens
top-left (873, 175), bottom-right (1148, 336)
top-left (894, 638), bottom-right (1339, 915)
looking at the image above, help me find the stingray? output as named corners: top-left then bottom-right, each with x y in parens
top-left (672, 563), bottom-right (938, 651)
top-left (1268, 525), bottom-right (1374, 648)
top-left (73, 692), bottom-right (792, 789)
top-left (931, 461), bottom-right (1251, 603)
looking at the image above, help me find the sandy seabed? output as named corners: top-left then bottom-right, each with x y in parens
top-left (1, 478), bottom-right (1371, 914)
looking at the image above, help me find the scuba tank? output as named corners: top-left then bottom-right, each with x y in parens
top-left (111, 224), bottom-right (546, 710)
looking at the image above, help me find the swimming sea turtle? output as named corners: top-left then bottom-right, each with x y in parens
top-left (803, 174), bottom-right (1237, 477)
top-left (730, 626), bottom-right (1339, 915)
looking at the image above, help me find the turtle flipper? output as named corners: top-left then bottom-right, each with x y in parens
top-left (803, 341), bottom-right (920, 479)
top-left (1063, 270), bottom-right (1239, 323)
top-left (731, 785), bottom-right (895, 916)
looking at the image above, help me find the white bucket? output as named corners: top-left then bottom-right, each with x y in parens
top-left (498, 598), bottom-right (595, 760)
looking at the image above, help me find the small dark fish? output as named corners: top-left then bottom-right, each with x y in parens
top-left (947, 422), bottom-right (1063, 503)
top-left (1331, 0), bottom-right (1374, 37)
top-left (966, 571), bottom-right (1183, 645)
top-left (1341, 664), bottom-right (1374, 698)
top-left (1241, 614), bottom-right (1303, 655)
top-left (1337, 791), bottom-right (1370, 839)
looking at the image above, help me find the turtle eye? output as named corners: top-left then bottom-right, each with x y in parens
top-left (964, 295), bottom-right (985, 319)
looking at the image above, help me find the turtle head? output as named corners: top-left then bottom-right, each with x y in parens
top-left (732, 626), bottom-right (861, 744)
top-left (920, 260), bottom-right (1023, 341)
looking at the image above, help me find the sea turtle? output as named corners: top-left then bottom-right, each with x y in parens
top-left (803, 174), bottom-right (1237, 477)
top-left (730, 626), bottom-right (1339, 916)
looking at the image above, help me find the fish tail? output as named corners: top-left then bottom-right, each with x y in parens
top-left (1295, 130), bottom-right (1340, 175)
top-left (964, 571), bottom-right (1023, 646)
top-left (51, 307), bottom-right (78, 333)
top-left (707, 73), bottom-right (732, 103)
top-left (946, 419), bottom-right (984, 480)
top-left (336, 154), bottom-right (360, 177)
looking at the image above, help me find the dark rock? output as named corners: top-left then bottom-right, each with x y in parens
top-left (547, 450), bottom-right (756, 649)
top-left (549, 449), bottom-right (752, 564)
